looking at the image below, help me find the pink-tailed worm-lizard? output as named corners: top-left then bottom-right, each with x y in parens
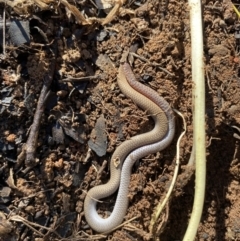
top-left (84, 63), bottom-right (175, 233)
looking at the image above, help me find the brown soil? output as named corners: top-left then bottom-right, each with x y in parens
top-left (0, 0), bottom-right (240, 240)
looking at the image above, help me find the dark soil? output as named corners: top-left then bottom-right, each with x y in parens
top-left (0, 0), bottom-right (240, 240)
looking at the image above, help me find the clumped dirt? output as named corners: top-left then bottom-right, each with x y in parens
top-left (0, 0), bottom-right (240, 240)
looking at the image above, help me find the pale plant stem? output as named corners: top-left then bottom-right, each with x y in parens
top-left (183, 0), bottom-right (206, 240)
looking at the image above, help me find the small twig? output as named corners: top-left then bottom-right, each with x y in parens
top-left (21, 160), bottom-right (39, 174)
top-left (130, 52), bottom-right (174, 76)
top-left (204, 5), bottom-right (223, 11)
top-left (96, 160), bottom-right (108, 179)
top-left (101, 2), bottom-right (122, 25)
top-left (34, 26), bottom-right (49, 43)
top-left (9, 215), bottom-right (51, 237)
top-left (32, 15), bottom-right (47, 25)
top-left (232, 125), bottom-right (240, 140)
top-left (9, 215), bottom-right (61, 238)
top-left (149, 109), bottom-right (186, 236)
top-left (101, 215), bottom-right (140, 235)
top-left (60, 230), bottom-right (106, 240)
top-left (30, 39), bottom-right (55, 47)
top-left (60, 75), bottom-right (100, 82)
top-left (206, 136), bottom-right (221, 148)
top-left (123, 223), bottom-right (152, 240)
top-left (155, 203), bottom-right (169, 237)
top-left (206, 68), bottom-right (213, 92)
top-left (25, 52), bottom-right (56, 166)
top-left (59, 0), bottom-right (90, 25)
top-left (68, 87), bottom-right (77, 99)
top-left (233, 4), bottom-right (240, 18)
top-left (82, 189), bottom-right (104, 204)
top-left (83, 148), bottom-right (92, 163)
top-left (3, 0), bottom-right (6, 56)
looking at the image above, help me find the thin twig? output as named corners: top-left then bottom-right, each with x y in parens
top-left (60, 75), bottom-right (100, 82)
top-left (34, 26), bottom-right (49, 43)
top-left (204, 5), bottom-right (222, 11)
top-left (130, 52), bottom-right (174, 76)
top-left (24, 47), bottom-right (56, 166)
top-left (101, 215), bottom-right (141, 235)
top-left (59, 0), bottom-right (90, 25)
top-left (96, 160), bottom-right (108, 179)
top-left (9, 215), bottom-right (61, 238)
top-left (9, 215), bottom-right (51, 237)
top-left (3, 0), bottom-right (6, 56)
top-left (60, 230), bottom-right (106, 241)
top-left (83, 148), bottom-right (92, 163)
top-left (149, 109), bottom-right (186, 236)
